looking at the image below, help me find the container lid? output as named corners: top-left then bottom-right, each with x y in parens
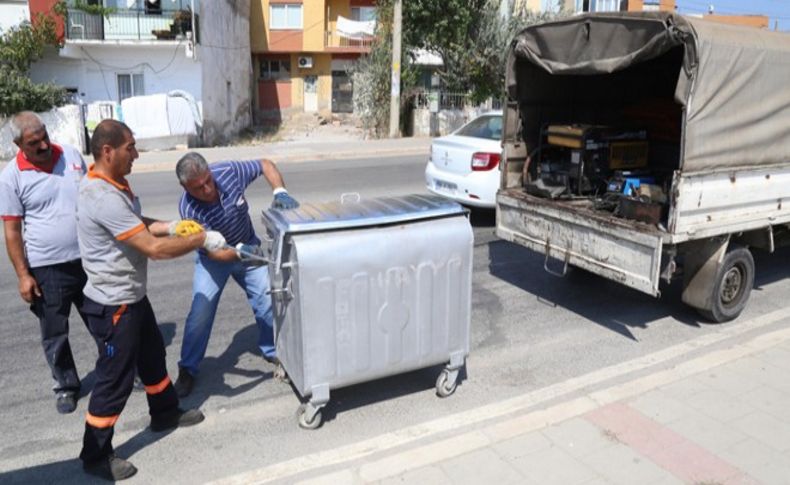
top-left (262, 193), bottom-right (466, 234)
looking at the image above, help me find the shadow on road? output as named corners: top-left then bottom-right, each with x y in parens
top-left (312, 364), bottom-right (468, 427)
top-left (489, 240), bottom-right (698, 339)
top-left (175, 323), bottom-right (272, 410)
top-left (488, 239), bottom-right (790, 339)
top-left (0, 458), bottom-right (95, 484)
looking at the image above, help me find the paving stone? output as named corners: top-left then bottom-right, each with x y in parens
top-left (683, 388), bottom-right (757, 422)
top-left (628, 390), bottom-right (691, 425)
top-left (542, 417), bottom-right (616, 459)
top-left (580, 443), bottom-right (679, 485)
top-left (730, 412), bottom-right (790, 452)
top-left (379, 465), bottom-right (453, 485)
top-left (645, 476), bottom-right (685, 485)
top-left (697, 362), bottom-right (765, 395)
top-left (716, 438), bottom-right (790, 485)
top-left (489, 430), bottom-right (552, 462)
top-left (657, 375), bottom-right (714, 402)
top-left (296, 469), bottom-right (363, 485)
top-left (754, 346), bottom-right (790, 373)
top-left (736, 385), bottom-right (790, 420)
top-left (585, 402), bottom-right (745, 485)
top-left (504, 444), bottom-right (599, 484)
top-left (664, 410), bottom-right (749, 453)
top-left (578, 478), bottom-right (613, 485)
top-left (438, 448), bottom-right (524, 485)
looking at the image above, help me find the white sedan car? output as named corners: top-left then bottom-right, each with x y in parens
top-left (425, 111), bottom-right (502, 209)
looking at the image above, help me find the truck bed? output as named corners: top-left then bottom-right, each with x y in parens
top-left (496, 188), bottom-right (667, 296)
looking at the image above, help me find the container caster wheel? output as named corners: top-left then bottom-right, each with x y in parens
top-left (436, 369), bottom-right (458, 398)
top-left (297, 404), bottom-right (322, 430)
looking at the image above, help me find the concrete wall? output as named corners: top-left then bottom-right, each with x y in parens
top-left (0, 104), bottom-right (83, 161)
top-left (0, 1), bottom-right (29, 33)
top-left (29, 43), bottom-right (202, 105)
top-left (410, 107), bottom-right (495, 137)
top-left (199, 0), bottom-right (252, 145)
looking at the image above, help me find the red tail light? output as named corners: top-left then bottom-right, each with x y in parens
top-left (471, 152), bottom-right (500, 171)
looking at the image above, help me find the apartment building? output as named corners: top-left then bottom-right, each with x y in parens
top-left (250, 0), bottom-right (375, 120)
top-left (25, 0), bottom-right (252, 145)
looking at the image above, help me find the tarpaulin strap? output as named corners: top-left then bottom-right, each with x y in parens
top-left (145, 376), bottom-right (171, 395)
top-left (112, 304), bottom-right (128, 326)
top-left (86, 412), bottom-right (119, 429)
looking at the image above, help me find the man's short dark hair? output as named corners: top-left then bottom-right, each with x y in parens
top-left (90, 120), bottom-right (132, 160)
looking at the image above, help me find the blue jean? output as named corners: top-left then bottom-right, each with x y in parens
top-left (179, 254), bottom-right (274, 375)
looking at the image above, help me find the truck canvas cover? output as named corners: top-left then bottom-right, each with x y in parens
top-left (506, 12), bottom-right (790, 174)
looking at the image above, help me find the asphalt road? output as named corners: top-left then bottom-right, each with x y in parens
top-left (1, 153), bottom-right (789, 483)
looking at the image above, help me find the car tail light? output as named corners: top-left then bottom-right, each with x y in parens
top-left (471, 152), bottom-right (500, 171)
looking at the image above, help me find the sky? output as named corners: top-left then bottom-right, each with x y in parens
top-left (674, 0), bottom-right (790, 30)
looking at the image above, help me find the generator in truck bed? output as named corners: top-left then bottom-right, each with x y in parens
top-left (496, 12), bottom-right (790, 322)
top-left (528, 124), bottom-right (649, 199)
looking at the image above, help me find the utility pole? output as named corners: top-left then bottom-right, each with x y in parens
top-left (389, 0), bottom-right (402, 138)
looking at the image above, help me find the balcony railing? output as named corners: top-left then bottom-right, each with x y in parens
top-left (65, 8), bottom-right (197, 41)
top-left (324, 31), bottom-right (374, 49)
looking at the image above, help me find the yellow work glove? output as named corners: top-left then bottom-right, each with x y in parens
top-left (168, 219), bottom-right (205, 237)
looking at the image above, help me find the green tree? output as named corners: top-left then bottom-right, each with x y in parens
top-left (0, 12), bottom-right (67, 116)
top-left (354, 0), bottom-right (567, 136)
top-left (353, 0), bottom-right (419, 137)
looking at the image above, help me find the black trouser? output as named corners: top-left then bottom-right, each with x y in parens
top-left (29, 260), bottom-right (89, 395)
top-left (79, 295), bottom-right (179, 463)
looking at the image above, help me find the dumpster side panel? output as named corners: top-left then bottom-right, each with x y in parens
top-left (288, 216), bottom-right (472, 396)
top-left (272, 245), bottom-right (305, 393)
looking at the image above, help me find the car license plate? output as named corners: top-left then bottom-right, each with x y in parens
top-left (435, 179), bottom-right (457, 191)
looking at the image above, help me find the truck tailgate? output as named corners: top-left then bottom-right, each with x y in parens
top-left (496, 190), bottom-right (664, 296)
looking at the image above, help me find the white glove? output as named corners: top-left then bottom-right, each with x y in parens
top-left (203, 231), bottom-right (227, 252)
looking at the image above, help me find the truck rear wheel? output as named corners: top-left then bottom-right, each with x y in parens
top-left (698, 246), bottom-right (754, 323)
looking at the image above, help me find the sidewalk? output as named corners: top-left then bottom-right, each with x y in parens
top-left (0, 136), bottom-right (432, 174)
top-left (216, 314), bottom-right (790, 485)
top-left (126, 136), bottom-right (433, 174)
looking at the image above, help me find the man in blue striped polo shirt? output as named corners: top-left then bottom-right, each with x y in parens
top-left (174, 152), bottom-right (299, 396)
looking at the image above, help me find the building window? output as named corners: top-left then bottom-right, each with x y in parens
top-left (270, 4), bottom-right (303, 29)
top-left (260, 59), bottom-right (291, 81)
top-left (592, 0), bottom-right (620, 11)
top-left (117, 73), bottom-right (144, 101)
top-left (351, 7), bottom-right (376, 21)
top-left (575, 0), bottom-right (622, 12)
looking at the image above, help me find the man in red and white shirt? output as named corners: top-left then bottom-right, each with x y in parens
top-left (0, 111), bottom-right (89, 414)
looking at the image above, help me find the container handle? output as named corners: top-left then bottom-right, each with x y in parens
top-left (341, 192), bottom-right (361, 204)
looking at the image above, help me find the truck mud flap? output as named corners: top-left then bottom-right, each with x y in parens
top-left (496, 192), bottom-right (664, 296)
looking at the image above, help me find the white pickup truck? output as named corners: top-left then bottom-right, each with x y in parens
top-left (496, 12), bottom-right (790, 322)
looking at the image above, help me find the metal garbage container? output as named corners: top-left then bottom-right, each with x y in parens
top-left (262, 194), bottom-right (473, 429)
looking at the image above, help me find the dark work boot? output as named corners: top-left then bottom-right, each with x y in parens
top-left (56, 392), bottom-right (77, 414)
top-left (150, 407), bottom-right (205, 432)
top-left (173, 367), bottom-right (194, 397)
top-left (83, 454), bottom-right (137, 481)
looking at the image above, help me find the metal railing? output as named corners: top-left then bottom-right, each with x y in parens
top-left (324, 31), bottom-right (374, 49)
top-left (65, 8), bottom-right (196, 41)
top-left (411, 91), bottom-right (503, 111)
